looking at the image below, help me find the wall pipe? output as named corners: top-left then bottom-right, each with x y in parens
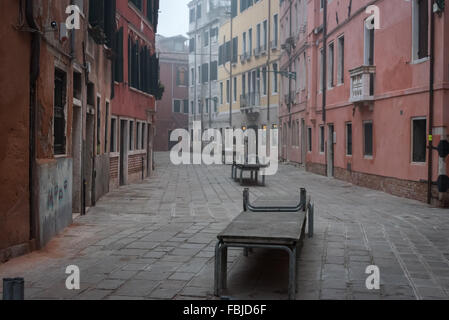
top-left (427, 1), bottom-right (436, 204)
top-left (25, 0), bottom-right (40, 245)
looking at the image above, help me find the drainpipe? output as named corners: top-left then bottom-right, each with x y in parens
top-left (427, 1), bottom-right (435, 204)
top-left (322, 0), bottom-right (327, 124)
top-left (26, 0), bottom-right (40, 245)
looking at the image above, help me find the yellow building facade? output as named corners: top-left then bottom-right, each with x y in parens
top-left (216, 0), bottom-right (280, 130)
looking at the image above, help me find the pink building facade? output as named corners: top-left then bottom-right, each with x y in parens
top-left (155, 35), bottom-right (189, 152)
top-left (109, 0), bottom-right (160, 189)
top-left (279, 0), bottom-right (449, 206)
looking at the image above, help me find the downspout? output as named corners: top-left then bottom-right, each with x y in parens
top-left (287, 0), bottom-right (293, 161)
top-left (26, 0), bottom-right (40, 245)
top-left (427, 1), bottom-right (435, 204)
top-left (267, 0), bottom-right (271, 123)
top-left (322, 0), bottom-right (327, 123)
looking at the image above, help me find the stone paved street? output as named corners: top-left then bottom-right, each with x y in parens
top-left (1, 152), bottom-right (449, 300)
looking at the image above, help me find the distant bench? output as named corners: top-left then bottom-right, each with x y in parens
top-left (214, 188), bottom-right (314, 300)
top-left (231, 162), bottom-right (270, 186)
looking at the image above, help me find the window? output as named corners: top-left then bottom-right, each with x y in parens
top-left (337, 36), bottom-right (344, 84)
top-left (105, 101), bottom-right (109, 153)
top-left (233, 77), bottom-right (237, 102)
top-left (183, 100), bottom-right (189, 114)
top-left (110, 118), bottom-right (117, 152)
top-left (346, 123), bottom-right (352, 156)
top-left (114, 27), bottom-right (124, 83)
top-left (89, 0), bottom-right (116, 47)
top-left (174, 100), bottom-right (181, 113)
top-left (54, 69), bottom-right (67, 155)
top-left (128, 37), bottom-right (159, 94)
top-left (129, 121), bottom-right (134, 151)
top-left (198, 66), bottom-right (201, 84)
top-left (231, 0), bottom-right (238, 18)
top-left (364, 21), bottom-right (375, 65)
top-left (248, 28), bottom-right (253, 55)
top-left (176, 67), bottom-right (188, 86)
top-left (96, 96), bottom-right (101, 154)
top-left (328, 42), bottom-right (334, 88)
top-left (412, 118), bottom-right (427, 162)
top-left (273, 63), bottom-right (278, 93)
top-left (141, 123), bottom-right (146, 150)
top-left (189, 8), bottom-right (195, 23)
top-left (220, 82), bottom-right (223, 104)
top-left (191, 101), bottom-right (194, 114)
top-left (201, 63), bottom-right (209, 83)
top-left (262, 67), bottom-right (267, 95)
top-left (73, 71), bottom-right (82, 101)
top-left (203, 31), bottom-right (209, 47)
top-left (226, 79), bottom-right (230, 103)
top-left (308, 127), bottom-right (312, 152)
top-left (256, 24), bottom-right (261, 50)
top-left (273, 14), bottom-right (279, 48)
top-left (413, 0), bottom-right (429, 60)
top-left (129, 0), bottom-right (142, 10)
top-left (196, 4), bottom-right (202, 19)
top-left (320, 126), bottom-right (325, 153)
top-left (263, 20), bottom-right (268, 50)
top-left (319, 48), bottom-right (324, 92)
top-left (364, 121), bottom-right (373, 157)
top-left (232, 37), bottom-right (238, 63)
top-left (243, 32), bottom-right (247, 55)
top-left (189, 38), bottom-right (195, 52)
top-left (213, 97), bottom-right (218, 112)
top-left (190, 68), bottom-right (195, 85)
top-left (210, 61), bottom-right (218, 81)
top-left (136, 122), bottom-right (141, 150)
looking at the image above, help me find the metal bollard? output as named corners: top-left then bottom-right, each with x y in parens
top-left (300, 188), bottom-right (307, 211)
top-left (308, 203), bottom-right (314, 238)
top-left (3, 278), bottom-right (25, 300)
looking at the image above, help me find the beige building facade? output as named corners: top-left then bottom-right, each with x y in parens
top-left (216, 0), bottom-right (281, 131)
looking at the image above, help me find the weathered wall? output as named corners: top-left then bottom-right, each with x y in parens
top-left (36, 158), bottom-right (73, 247)
top-left (0, 0), bottom-right (32, 259)
top-left (94, 154), bottom-right (110, 203)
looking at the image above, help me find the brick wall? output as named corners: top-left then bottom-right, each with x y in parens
top-left (128, 154), bottom-right (145, 175)
top-left (306, 162), bottom-right (327, 177)
top-left (327, 165), bottom-right (441, 206)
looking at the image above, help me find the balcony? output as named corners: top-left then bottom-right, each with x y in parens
top-left (349, 65), bottom-right (376, 104)
top-left (240, 52), bottom-right (250, 64)
top-left (284, 91), bottom-right (296, 105)
top-left (260, 44), bottom-right (268, 56)
top-left (240, 92), bottom-right (261, 110)
top-left (253, 47), bottom-right (261, 57)
top-left (270, 40), bottom-right (278, 50)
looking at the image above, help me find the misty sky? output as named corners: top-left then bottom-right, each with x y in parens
top-left (158, 0), bottom-right (190, 37)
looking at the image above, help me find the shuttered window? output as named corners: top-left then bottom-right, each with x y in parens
top-left (210, 61), bottom-right (218, 81)
top-left (54, 69), bottom-right (67, 155)
top-left (114, 27), bottom-right (124, 82)
top-left (89, 0), bottom-right (116, 47)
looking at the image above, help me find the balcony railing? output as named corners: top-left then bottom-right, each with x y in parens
top-left (284, 91), bottom-right (296, 105)
top-left (349, 65), bottom-right (376, 103)
top-left (240, 92), bottom-right (261, 109)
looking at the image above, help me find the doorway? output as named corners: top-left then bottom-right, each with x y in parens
top-left (72, 106), bottom-right (82, 213)
top-left (327, 124), bottom-right (334, 178)
top-left (301, 119), bottom-right (306, 165)
top-left (119, 120), bottom-right (128, 186)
